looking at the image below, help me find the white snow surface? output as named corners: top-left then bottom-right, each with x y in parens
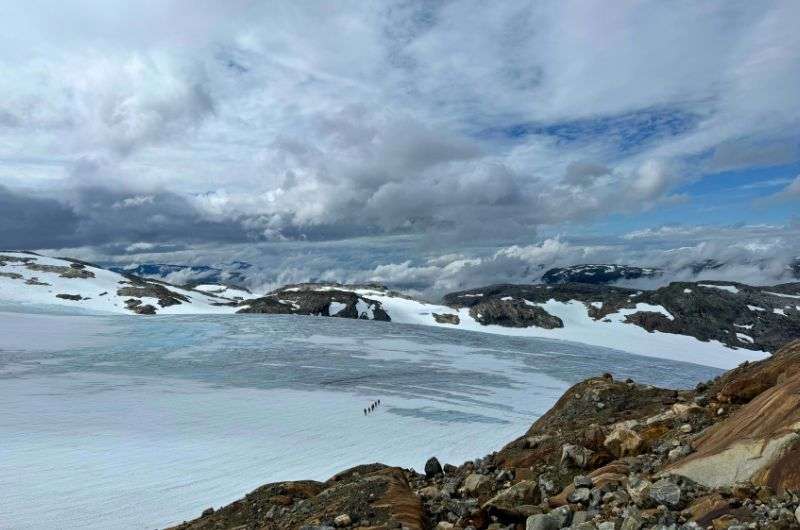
top-left (764, 291), bottom-right (800, 299)
top-left (747, 305), bottom-right (766, 312)
top-left (736, 333), bottom-right (754, 344)
top-left (0, 311), bottom-right (724, 530)
top-left (328, 301), bottom-right (347, 316)
top-left (698, 284), bottom-right (740, 294)
top-left (193, 284), bottom-right (255, 299)
top-left (355, 298), bottom-right (375, 319)
top-left (0, 252), bottom-right (240, 315)
top-left (352, 289), bottom-right (766, 369)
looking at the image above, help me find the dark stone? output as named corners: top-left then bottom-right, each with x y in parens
top-left (240, 284), bottom-right (390, 322)
top-left (468, 299), bottom-right (563, 329)
top-left (432, 313), bottom-right (460, 325)
top-left (55, 293), bottom-right (83, 301)
top-left (425, 457), bottom-right (443, 478)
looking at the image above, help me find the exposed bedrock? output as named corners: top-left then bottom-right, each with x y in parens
top-left (469, 298), bottom-right (563, 329)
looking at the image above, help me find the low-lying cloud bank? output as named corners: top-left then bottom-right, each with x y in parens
top-left (42, 222), bottom-right (799, 300)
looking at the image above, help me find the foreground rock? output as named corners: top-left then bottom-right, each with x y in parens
top-left (172, 341), bottom-right (800, 529)
top-left (169, 464), bottom-right (423, 530)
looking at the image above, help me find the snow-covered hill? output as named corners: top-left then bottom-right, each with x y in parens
top-left (0, 252), bottom-right (246, 315)
top-left (242, 282), bottom-right (791, 369)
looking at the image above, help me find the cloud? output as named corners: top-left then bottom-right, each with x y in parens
top-left (0, 1), bottom-right (798, 281)
top-left (776, 175), bottom-right (800, 198)
top-left (0, 186), bottom-right (79, 249)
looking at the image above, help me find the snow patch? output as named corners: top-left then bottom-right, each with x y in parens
top-left (764, 291), bottom-right (800, 299)
top-left (747, 305), bottom-right (766, 312)
top-left (736, 333), bottom-right (754, 344)
top-left (347, 290), bottom-right (767, 369)
top-left (699, 284), bottom-right (739, 294)
top-left (355, 299), bottom-right (375, 319)
top-left (328, 301), bottom-right (347, 316)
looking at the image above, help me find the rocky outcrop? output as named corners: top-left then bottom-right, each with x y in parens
top-left (26, 261), bottom-right (95, 279)
top-left (669, 340), bottom-right (800, 493)
top-left (433, 313), bottom-right (460, 325)
top-left (117, 280), bottom-right (191, 308)
top-left (55, 293), bottom-right (84, 301)
top-left (469, 299), bottom-right (563, 329)
top-left (239, 284), bottom-right (391, 321)
top-left (542, 265), bottom-right (662, 285)
top-left (169, 464), bottom-right (423, 530)
top-left (443, 281), bottom-right (800, 352)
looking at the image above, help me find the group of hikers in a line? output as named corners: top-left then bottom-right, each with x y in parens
top-left (363, 399), bottom-right (381, 415)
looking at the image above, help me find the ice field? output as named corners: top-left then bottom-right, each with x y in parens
top-left (0, 311), bottom-right (721, 529)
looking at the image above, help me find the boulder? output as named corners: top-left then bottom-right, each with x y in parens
top-left (526, 513), bottom-right (560, 530)
top-left (626, 478), bottom-right (652, 505)
top-left (333, 513), bottom-right (351, 526)
top-left (460, 473), bottom-right (492, 498)
top-left (561, 444), bottom-right (594, 469)
top-left (432, 313), bottom-right (460, 325)
top-left (604, 426), bottom-right (643, 458)
top-left (469, 298), bottom-right (564, 329)
top-left (483, 480), bottom-right (541, 519)
top-left (417, 485), bottom-right (441, 499)
top-left (425, 457), bottom-right (443, 478)
top-left (649, 478), bottom-right (681, 507)
top-left (568, 487), bottom-right (591, 504)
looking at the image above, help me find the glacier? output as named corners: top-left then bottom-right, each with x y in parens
top-left (0, 311), bottom-right (720, 529)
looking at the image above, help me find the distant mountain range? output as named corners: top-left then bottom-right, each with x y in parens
top-left (542, 264), bottom-right (662, 284)
top-left (5, 251), bottom-right (800, 369)
top-left (108, 261), bottom-right (252, 288)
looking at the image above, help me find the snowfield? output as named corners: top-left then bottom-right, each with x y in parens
top-left (0, 252), bottom-right (241, 315)
top-left (350, 289), bottom-right (767, 369)
top-left (0, 312), bottom-right (721, 530)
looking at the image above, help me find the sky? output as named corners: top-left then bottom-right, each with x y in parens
top-left (1, 1), bottom-right (799, 297)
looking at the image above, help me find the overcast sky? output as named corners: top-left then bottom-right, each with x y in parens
top-left (1, 1), bottom-right (799, 295)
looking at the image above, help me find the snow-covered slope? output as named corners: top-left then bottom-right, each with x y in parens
top-left (245, 283), bottom-right (770, 369)
top-left (348, 288), bottom-right (767, 369)
top-left (0, 252), bottom-right (242, 315)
